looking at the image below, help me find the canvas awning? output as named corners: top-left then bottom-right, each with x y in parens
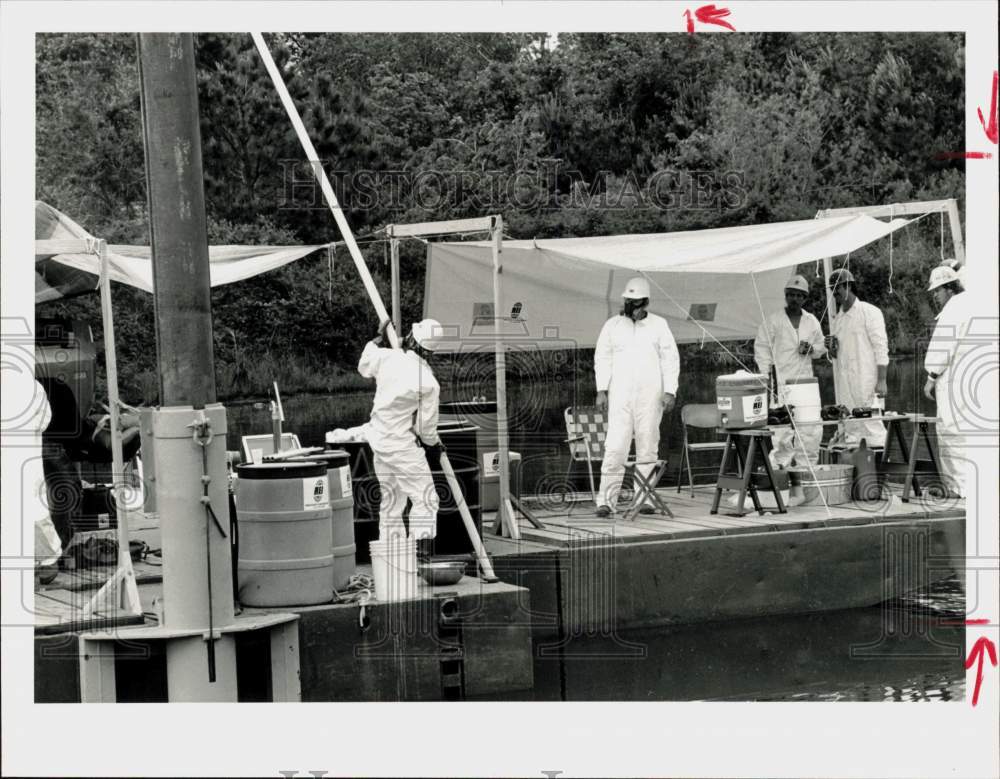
top-left (35, 201), bottom-right (327, 302)
top-left (424, 214), bottom-right (910, 348)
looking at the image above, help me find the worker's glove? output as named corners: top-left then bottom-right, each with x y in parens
top-left (923, 377), bottom-right (935, 401)
top-left (798, 340), bottom-right (813, 356)
top-left (595, 391), bottom-right (608, 409)
top-left (372, 319), bottom-right (391, 346)
top-left (661, 393), bottom-right (676, 414)
top-left (823, 334), bottom-right (839, 358)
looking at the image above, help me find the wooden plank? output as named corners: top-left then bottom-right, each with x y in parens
top-left (387, 217), bottom-right (495, 238)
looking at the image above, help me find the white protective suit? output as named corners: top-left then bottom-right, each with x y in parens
top-left (831, 299), bottom-right (889, 447)
top-left (925, 291), bottom-right (970, 497)
top-left (594, 312), bottom-right (680, 509)
top-left (358, 341), bottom-right (441, 540)
top-left (754, 308), bottom-right (827, 466)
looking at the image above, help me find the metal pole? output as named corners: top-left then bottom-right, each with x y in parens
top-left (138, 34), bottom-right (216, 409)
top-left (822, 256), bottom-right (842, 406)
top-left (390, 238), bottom-right (402, 335)
top-left (138, 33), bottom-right (237, 702)
top-left (491, 217), bottom-right (519, 539)
top-left (945, 198), bottom-right (966, 265)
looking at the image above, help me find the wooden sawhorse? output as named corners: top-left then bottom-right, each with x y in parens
top-left (710, 429), bottom-right (787, 517)
top-left (879, 413), bottom-right (943, 502)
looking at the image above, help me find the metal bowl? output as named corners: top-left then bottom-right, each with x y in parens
top-left (418, 561), bottom-right (466, 586)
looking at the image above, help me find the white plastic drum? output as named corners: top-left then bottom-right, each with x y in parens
top-left (781, 377), bottom-right (821, 422)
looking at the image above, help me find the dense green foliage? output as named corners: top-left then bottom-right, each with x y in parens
top-left (35, 32), bottom-right (965, 403)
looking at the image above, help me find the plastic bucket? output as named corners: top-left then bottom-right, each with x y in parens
top-left (369, 536), bottom-right (417, 602)
top-left (235, 461), bottom-right (334, 607)
top-left (291, 450), bottom-right (356, 589)
top-left (787, 464), bottom-right (853, 506)
top-left (781, 377), bottom-right (822, 423)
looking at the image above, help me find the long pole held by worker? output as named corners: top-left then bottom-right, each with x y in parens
top-left (253, 33), bottom-right (498, 581)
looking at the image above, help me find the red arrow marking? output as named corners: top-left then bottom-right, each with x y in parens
top-left (934, 151), bottom-right (994, 160)
top-left (976, 70), bottom-right (998, 145)
top-left (965, 635), bottom-right (998, 707)
top-left (695, 4), bottom-right (736, 32)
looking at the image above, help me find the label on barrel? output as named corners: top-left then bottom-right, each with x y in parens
top-left (337, 466), bottom-right (352, 498)
top-left (303, 476), bottom-right (330, 511)
top-left (742, 393), bottom-right (767, 423)
top-left (717, 396), bottom-right (733, 410)
top-left (483, 451), bottom-right (501, 476)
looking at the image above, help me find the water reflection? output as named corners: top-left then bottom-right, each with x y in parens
top-left (474, 575), bottom-right (965, 702)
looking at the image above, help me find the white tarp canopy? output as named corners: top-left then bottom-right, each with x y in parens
top-left (35, 201), bottom-right (326, 302)
top-left (424, 214), bottom-right (910, 348)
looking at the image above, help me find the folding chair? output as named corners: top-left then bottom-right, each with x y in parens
top-left (563, 406), bottom-right (608, 503)
top-left (622, 459), bottom-right (673, 521)
top-left (675, 403), bottom-right (727, 497)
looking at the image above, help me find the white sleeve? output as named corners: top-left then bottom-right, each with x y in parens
top-left (866, 304), bottom-right (890, 367)
top-left (806, 312), bottom-right (827, 358)
top-left (415, 385), bottom-right (441, 445)
top-left (594, 319), bottom-right (614, 392)
top-left (358, 340), bottom-right (389, 379)
top-left (924, 300), bottom-right (959, 377)
top-left (753, 317), bottom-right (773, 376)
top-left (658, 319), bottom-right (680, 395)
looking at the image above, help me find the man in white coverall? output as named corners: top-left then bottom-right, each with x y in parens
top-left (594, 276), bottom-right (680, 517)
top-left (358, 318), bottom-right (443, 540)
top-left (754, 274), bottom-right (827, 466)
top-left (923, 265), bottom-right (969, 498)
top-left (824, 268), bottom-right (889, 448)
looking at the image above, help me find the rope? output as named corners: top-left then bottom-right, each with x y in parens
top-left (887, 205), bottom-right (894, 294)
top-left (327, 244), bottom-right (335, 304)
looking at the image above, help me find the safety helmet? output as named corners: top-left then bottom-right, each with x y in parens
top-left (927, 264), bottom-right (960, 291)
top-left (826, 268), bottom-right (855, 287)
top-left (621, 276), bottom-right (651, 299)
top-left (784, 274), bottom-right (809, 293)
top-left (411, 318), bottom-right (444, 350)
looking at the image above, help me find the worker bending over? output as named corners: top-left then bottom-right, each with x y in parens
top-left (755, 274), bottom-right (827, 466)
top-left (358, 318), bottom-right (444, 541)
top-left (594, 276), bottom-right (680, 517)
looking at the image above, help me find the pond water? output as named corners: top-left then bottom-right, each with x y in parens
top-left (224, 355), bottom-right (964, 702)
top-left (225, 355), bottom-right (934, 495)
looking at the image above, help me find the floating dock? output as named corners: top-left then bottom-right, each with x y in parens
top-left (33, 485), bottom-right (963, 702)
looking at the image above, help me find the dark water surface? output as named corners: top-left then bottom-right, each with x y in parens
top-left (226, 356), bottom-right (964, 701)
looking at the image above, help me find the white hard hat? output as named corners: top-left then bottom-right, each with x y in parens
top-left (927, 264), bottom-right (960, 291)
top-left (411, 318), bottom-right (444, 350)
top-left (785, 274), bottom-right (809, 293)
top-left (621, 276), bottom-right (651, 299)
top-left (826, 268), bottom-right (855, 286)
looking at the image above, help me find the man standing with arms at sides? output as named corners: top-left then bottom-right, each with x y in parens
top-left (755, 274), bottom-right (827, 466)
top-left (594, 276), bottom-right (680, 517)
top-left (358, 318), bottom-right (444, 543)
top-left (824, 268), bottom-right (889, 448)
top-left (923, 264), bottom-right (969, 498)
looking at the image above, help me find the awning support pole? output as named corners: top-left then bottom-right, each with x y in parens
top-left (821, 256), bottom-right (842, 407)
top-left (390, 238), bottom-right (401, 335)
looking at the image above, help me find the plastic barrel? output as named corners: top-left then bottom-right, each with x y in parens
top-left (424, 424), bottom-right (482, 558)
top-left (235, 461), bottom-right (334, 607)
top-left (335, 441), bottom-right (379, 563)
top-left (291, 450), bottom-right (357, 589)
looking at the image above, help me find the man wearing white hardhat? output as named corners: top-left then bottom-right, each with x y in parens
top-left (754, 274), bottom-right (827, 466)
top-left (593, 275), bottom-right (680, 516)
top-left (357, 318), bottom-right (443, 541)
top-left (923, 264), bottom-right (969, 497)
top-left (824, 268), bottom-right (889, 447)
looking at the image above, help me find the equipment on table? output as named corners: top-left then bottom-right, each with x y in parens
top-left (780, 377), bottom-right (821, 423)
top-left (675, 403), bottom-right (728, 497)
top-left (715, 371), bottom-right (768, 429)
top-left (241, 432), bottom-right (302, 465)
top-left (235, 461), bottom-right (334, 607)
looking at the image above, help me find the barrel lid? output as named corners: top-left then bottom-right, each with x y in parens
top-left (717, 370), bottom-right (766, 387)
top-left (237, 461), bottom-right (327, 479)
top-left (784, 377), bottom-right (819, 385)
top-left (295, 450), bottom-right (350, 467)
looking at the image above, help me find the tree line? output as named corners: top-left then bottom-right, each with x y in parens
top-left (35, 32), bottom-right (966, 403)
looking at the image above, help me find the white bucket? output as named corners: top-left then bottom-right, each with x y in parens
top-left (369, 537), bottom-right (417, 602)
top-left (781, 377), bottom-right (821, 423)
